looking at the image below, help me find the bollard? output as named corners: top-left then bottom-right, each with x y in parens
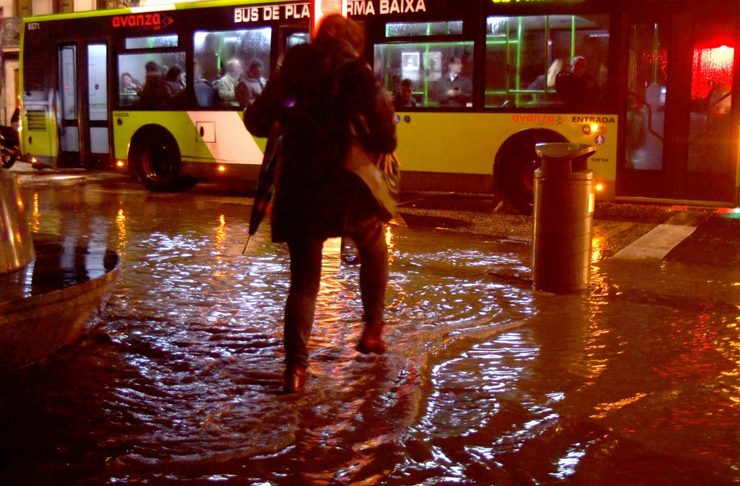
top-left (532, 143), bottom-right (595, 293)
top-left (0, 171), bottom-right (34, 274)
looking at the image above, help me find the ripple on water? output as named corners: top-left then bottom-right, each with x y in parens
top-left (4, 186), bottom-right (736, 484)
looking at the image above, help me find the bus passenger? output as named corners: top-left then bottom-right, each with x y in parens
top-left (161, 65), bottom-right (186, 103)
top-left (527, 58), bottom-right (564, 103)
top-left (197, 33), bottom-right (220, 82)
top-left (556, 56), bottom-right (598, 111)
top-left (235, 60), bottom-right (267, 107)
top-left (193, 62), bottom-right (215, 107)
top-left (120, 72), bottom-right (143, 107)
top-left (120, 72), bottom-right (142, 95)
top-left (137, 61), bottom-right (165, 108)
top-left (432, 56), bottom-right (472, 107)
top-left (393, 78), bottom-right (417, 110)
top-left (217, 59), bottom-right (242, 106)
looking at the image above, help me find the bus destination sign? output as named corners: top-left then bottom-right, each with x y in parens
top-left (235, 3), bottom-right (310, 23)
top-left (346, 0), bottom-right (427, 15)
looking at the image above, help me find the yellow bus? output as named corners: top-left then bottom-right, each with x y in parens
top-left (19, 0), bottom-right (738, 211)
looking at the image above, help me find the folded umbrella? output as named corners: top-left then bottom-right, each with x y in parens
top-left (242, 132), bottom-right (281, 255)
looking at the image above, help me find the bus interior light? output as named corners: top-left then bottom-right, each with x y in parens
top-left (115, 160), bottom-right (126, 169)
top-left (217, 165), bottom-right (226, 173)
top-left (595, 182), bottom-right (605, 193)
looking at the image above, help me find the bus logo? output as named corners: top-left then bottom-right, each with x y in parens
top-left (112, 13), bottom-right (174, 31)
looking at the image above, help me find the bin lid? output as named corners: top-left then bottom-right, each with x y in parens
top-left (535, 143), bottom-right (595, 161)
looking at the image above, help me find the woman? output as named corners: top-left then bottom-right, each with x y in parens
top-left (244, 15), bottom-right (397, 393)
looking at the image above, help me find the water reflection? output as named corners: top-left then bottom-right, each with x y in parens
top-left (0, 182), bottom-right (736, 484)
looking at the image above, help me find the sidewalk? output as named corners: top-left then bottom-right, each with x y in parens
top-left (7, 165), bottom-right (737, 265)
top-left (7, 161), bottom-right (129, 186)
top-left (397, 191), bottom-right (738, 265)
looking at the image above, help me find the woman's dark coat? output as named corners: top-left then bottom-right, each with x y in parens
top-left (244, 38), bottom-right (396, 243)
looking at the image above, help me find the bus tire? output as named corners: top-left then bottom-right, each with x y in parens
top-left (131, 127), bottom-right (182, 192)
top-left (493, 129), bottom-right (568, 214)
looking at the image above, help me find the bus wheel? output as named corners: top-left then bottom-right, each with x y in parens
top-left (132, 129), bottom-right (182, 191)
top-left (493, 129), bottom-right (568, 214)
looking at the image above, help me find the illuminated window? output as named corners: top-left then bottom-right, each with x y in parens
top-left (125, 35), bottom-right (179, 50)
top-left (375, 41), bottom-right (474, 109)
top-left (117, 52), bottom-right (186, 108)
top-left (386, 21), bottom-right (463, 38)
top-left (193, 28), bottom-right (271, 108)
top-left (484, 15), bottom-right (609, 110)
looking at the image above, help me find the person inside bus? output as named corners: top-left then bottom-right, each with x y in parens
top-left (197, 33), bottom-right (221, 83)
top-left (119, 72), bottom-right (143, 107)
top-left (432, 56), bottom-right (472, 107)
top-left (137, 61), bottom-right (165, 108)
top-left (527, 58), bottom-right (564, 104)
top-left (120, 72), bottom-right (143, 95)
top-left (243, 14), bottom-right (396, 394)
top-left (193, 62), bottom-right (215, 107)
top-left (217, 59), bottom-right (243, 107)
top-left (235, 59), bottom-right (267, 107)
top-left (393, 78), bottom-right (417, 110)
top-left (555, 55), bottom-right (598, 111)
top-left (160, 64), bottom-right (186, 106)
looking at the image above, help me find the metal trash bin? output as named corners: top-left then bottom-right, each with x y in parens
top-left (532, 143), bottom-right (595, 293)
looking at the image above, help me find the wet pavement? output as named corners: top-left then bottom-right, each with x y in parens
top-left (0, 170), bottom-right (738, 484)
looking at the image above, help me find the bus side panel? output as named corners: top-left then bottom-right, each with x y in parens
top-left (394, 112), bottom-right (618, 197)
top-left (21, 106), bottom-right (59, 165)
top-left (112, 110), bottom-right (265, 170)
top-left (20, 20), bottom-right (59, 166)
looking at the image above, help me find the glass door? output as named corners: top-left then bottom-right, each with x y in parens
top-left (58, 44), bottom-right (80, 167)
top-left (620, 18), bottom-right (671, 198)
top-left (620, 12), bottom-right (737, 203)
top-left (684, 18), bottom-right (735, 202)
top-left (86, 43), bottom-right (111, 169)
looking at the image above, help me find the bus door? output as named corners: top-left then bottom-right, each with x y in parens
top-left (57, 42), bottom-right (111, 169)
top-left (85, 43), bottom-right (112, 170)
top-left (620, 11), bottom-right (737, 204)
top-left (57, 44), bottom-right (79, 167)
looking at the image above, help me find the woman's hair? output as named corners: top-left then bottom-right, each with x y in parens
top-left (314, 14), bottom-right (364, 54)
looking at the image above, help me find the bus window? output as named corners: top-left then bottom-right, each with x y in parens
top-left (125, 35), bottom-right (178, 49)
top-left (385, 20), bottom-right (463, 37)
top-left (485, 15), bottom-right (609, 110)
top-left (117, 52), bottom-right (187, 109)
top-left (374, 41), bottom-right (474, 109)
top-left (286, 32), bottom-right (309, 49)
top-left (193, 28), bottom-right (271, 108)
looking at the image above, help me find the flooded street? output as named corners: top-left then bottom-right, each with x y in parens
top-left (1, 180), bottom-right (737, 484)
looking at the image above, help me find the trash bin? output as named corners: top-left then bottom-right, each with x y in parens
top-left (532, 143), bottom-right (595, 293)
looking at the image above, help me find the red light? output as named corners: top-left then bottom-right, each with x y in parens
top-left (691, 45), bottom-right (734, 100)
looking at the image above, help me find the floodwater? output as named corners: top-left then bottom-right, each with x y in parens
top-left (1, 181), bottom-right (737, 484)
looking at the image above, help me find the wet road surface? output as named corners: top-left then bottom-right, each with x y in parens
top-left (0, 178), bottom-right (737, 484)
